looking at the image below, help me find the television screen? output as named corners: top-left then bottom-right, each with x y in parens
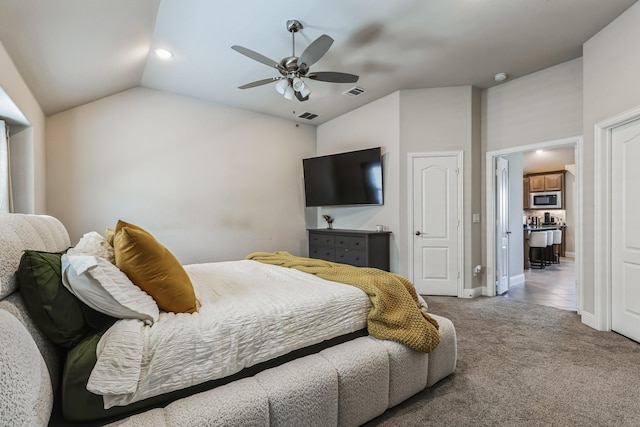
top-left (303, 147), bottom-right (383, 207)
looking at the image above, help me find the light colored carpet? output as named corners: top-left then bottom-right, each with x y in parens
top-left (365, 296), bottom-right (640, 426)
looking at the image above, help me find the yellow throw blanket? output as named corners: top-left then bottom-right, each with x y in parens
top-left (245, 251), bottom-right (440, 353)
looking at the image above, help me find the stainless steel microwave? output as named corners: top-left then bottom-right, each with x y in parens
top-left (530, 191), bottom-right (562, 209)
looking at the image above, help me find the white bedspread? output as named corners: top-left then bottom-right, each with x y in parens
top-left (87, 259), bottom-right (371, 408)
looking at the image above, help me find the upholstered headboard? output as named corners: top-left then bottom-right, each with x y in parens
top-left (0, 213), bottom-right (70, 299)
top-left (0, 213), bottom-right (70, 426)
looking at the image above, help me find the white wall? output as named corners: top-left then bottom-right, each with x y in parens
top-left (482, 58), bottom-right (583, 150)
top-left (399, 86), bottom-right (481, 288)
top-left (316, 92), bottom-right (401, 272)
top-left (317, 86), bottom-right (482, 286)
top-left (46, 87), bottom-right (316, 264)
top-left (0, 40), bottom-right (46, 213)
top-left (582, 0), bottom-right (640, 315)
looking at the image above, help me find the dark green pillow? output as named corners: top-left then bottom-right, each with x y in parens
top-left (17, 250), bottom-right (90, 348)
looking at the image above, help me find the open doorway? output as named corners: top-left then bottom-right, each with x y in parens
top-left (485, 136), bottom-right (583, 314)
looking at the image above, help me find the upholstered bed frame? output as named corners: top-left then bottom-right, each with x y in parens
top-left (0, 213), bottom-right (457, 426)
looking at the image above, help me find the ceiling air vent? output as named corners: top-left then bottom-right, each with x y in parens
top-left (343, 86), bottom-right (367, 97)
top-left (298, 112), bottom-right (319, 120)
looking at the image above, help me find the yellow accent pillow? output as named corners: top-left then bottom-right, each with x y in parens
top-left (105, 228), bottom-right (115, 246)
top-left (113, 220), bottom-right (197, 314)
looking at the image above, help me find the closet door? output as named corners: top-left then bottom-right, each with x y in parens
top-left (611, 117), bottom-right (640, 343)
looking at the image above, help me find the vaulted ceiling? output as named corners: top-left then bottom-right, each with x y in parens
top-left (0, 0), bottom-right (636, 125)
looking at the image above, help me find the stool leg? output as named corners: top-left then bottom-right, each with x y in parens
top-left (529, 246), bottom-right (544, 269)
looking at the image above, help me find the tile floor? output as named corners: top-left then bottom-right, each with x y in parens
top-left (501, 257), bottom-right (576, 311)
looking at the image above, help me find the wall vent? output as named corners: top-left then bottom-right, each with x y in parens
top-left (343, 86), bottom-right (367, 97)
top-left (298, 112), bottom-right (319, 120)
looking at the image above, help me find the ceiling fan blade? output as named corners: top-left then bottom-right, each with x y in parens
top-left (307, 72), bottom-right (359, 83)
top-left (299, 35), bottom-right (333, 67)
top-left (231, 45), bottom-right (283, 71)
top-left (238, 77), bottom-right (281, 89)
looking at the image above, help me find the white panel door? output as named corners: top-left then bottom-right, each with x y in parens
top-left (412, 155), bottom-right (459, 296)
top-left (612, 117), bottom-right (640, 343)
top-left (496, 157), bottom-right (510, 295)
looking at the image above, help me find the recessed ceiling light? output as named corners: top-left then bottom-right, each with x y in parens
top-left (494, 72), bottom-right (508, 82)
top-left (154, 48), bottom-right (173, 60)
top-left (536, 149), bottom-right (544, 154)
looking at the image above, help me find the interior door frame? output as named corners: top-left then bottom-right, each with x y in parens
top-left (593, 106), bottom-right (640, 331)
top-left (485, 136), bottom-right (583, 302)
top-left (408, 150), bottom-right (464, 298)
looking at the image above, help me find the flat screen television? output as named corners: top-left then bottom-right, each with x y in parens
top-left (303, 147), bottom-right (383, 207)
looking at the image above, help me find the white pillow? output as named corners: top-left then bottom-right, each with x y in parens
top-left (67, 231), bottom-right (116, 264)
top-left (61, 254), bottom-right (159, 324)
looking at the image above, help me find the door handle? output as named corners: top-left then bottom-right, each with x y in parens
top-left (506, 231), bottom-right (512, 234)
top-left (415, 231), bottom-right (422, 236)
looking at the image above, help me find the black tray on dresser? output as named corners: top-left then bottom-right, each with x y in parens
top-left (307, 229), bottom-right (391, 271)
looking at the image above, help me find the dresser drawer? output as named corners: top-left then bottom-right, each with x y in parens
top-left (333, 234), bottom-right (348, 248)
top-left (309, 245), bottom-right (335, 261)
top-left (336, 250), bottom-right (367, 267)
top-left (334, 235), bottom-right (365, 249)
top-left (348, 237), bottom-right (366, 250)
top-left (310, 234), bottom-right (335, 246)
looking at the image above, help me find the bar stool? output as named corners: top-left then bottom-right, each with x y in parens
top-left (529, 231), bottom-right (547, 269)
top-left (552, 229), bottom-right (562, 263)
top-left (545, 230), bottom-right (554, 266)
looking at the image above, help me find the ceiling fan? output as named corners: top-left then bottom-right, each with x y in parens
top-left (231, 19), bottom-right (359, 102)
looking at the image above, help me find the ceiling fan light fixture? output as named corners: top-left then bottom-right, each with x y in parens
top-left (298, 84), bottom-right (311, 98)
top-left (292, 77), bottom-right (304, 91)
top-left (283, 85), bottom-right (295, 100)
top-left (275, 79), bottom-right (289, 95)
top-left (232, 19), bottom-right (359, 102)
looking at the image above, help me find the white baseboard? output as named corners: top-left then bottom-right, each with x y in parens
top-left (462, 287), bottom-right (483, 298)
top-left (510, 273), bottom-right (525, 287)
top-left (565, 251), bottom-right (575, 258)
top-left (580, 311), bottom-right (603, 331)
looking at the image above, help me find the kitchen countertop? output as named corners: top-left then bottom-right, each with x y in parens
top-left (524, 225), bottom-right (566, 231)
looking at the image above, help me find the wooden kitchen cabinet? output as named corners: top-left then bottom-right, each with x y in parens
top-left (525, 171), bottom-right (565, 193)
top-left (523, 177), bottom-right (530, 209)
top-left (529, 175), bottom-right (545, 192)
top-left (543, 173), bottom-right (563, 191)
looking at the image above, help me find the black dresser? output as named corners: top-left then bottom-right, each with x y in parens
top-left (307, 229), bottom-right (391, 271)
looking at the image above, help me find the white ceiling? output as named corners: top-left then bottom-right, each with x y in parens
top-left (522, 147), bottom-right (575, 175)
top-left (0, 0), bottom-right (637, 125)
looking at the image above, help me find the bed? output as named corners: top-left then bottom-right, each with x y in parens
top-left (0, 213), bottom-right (457, 426)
